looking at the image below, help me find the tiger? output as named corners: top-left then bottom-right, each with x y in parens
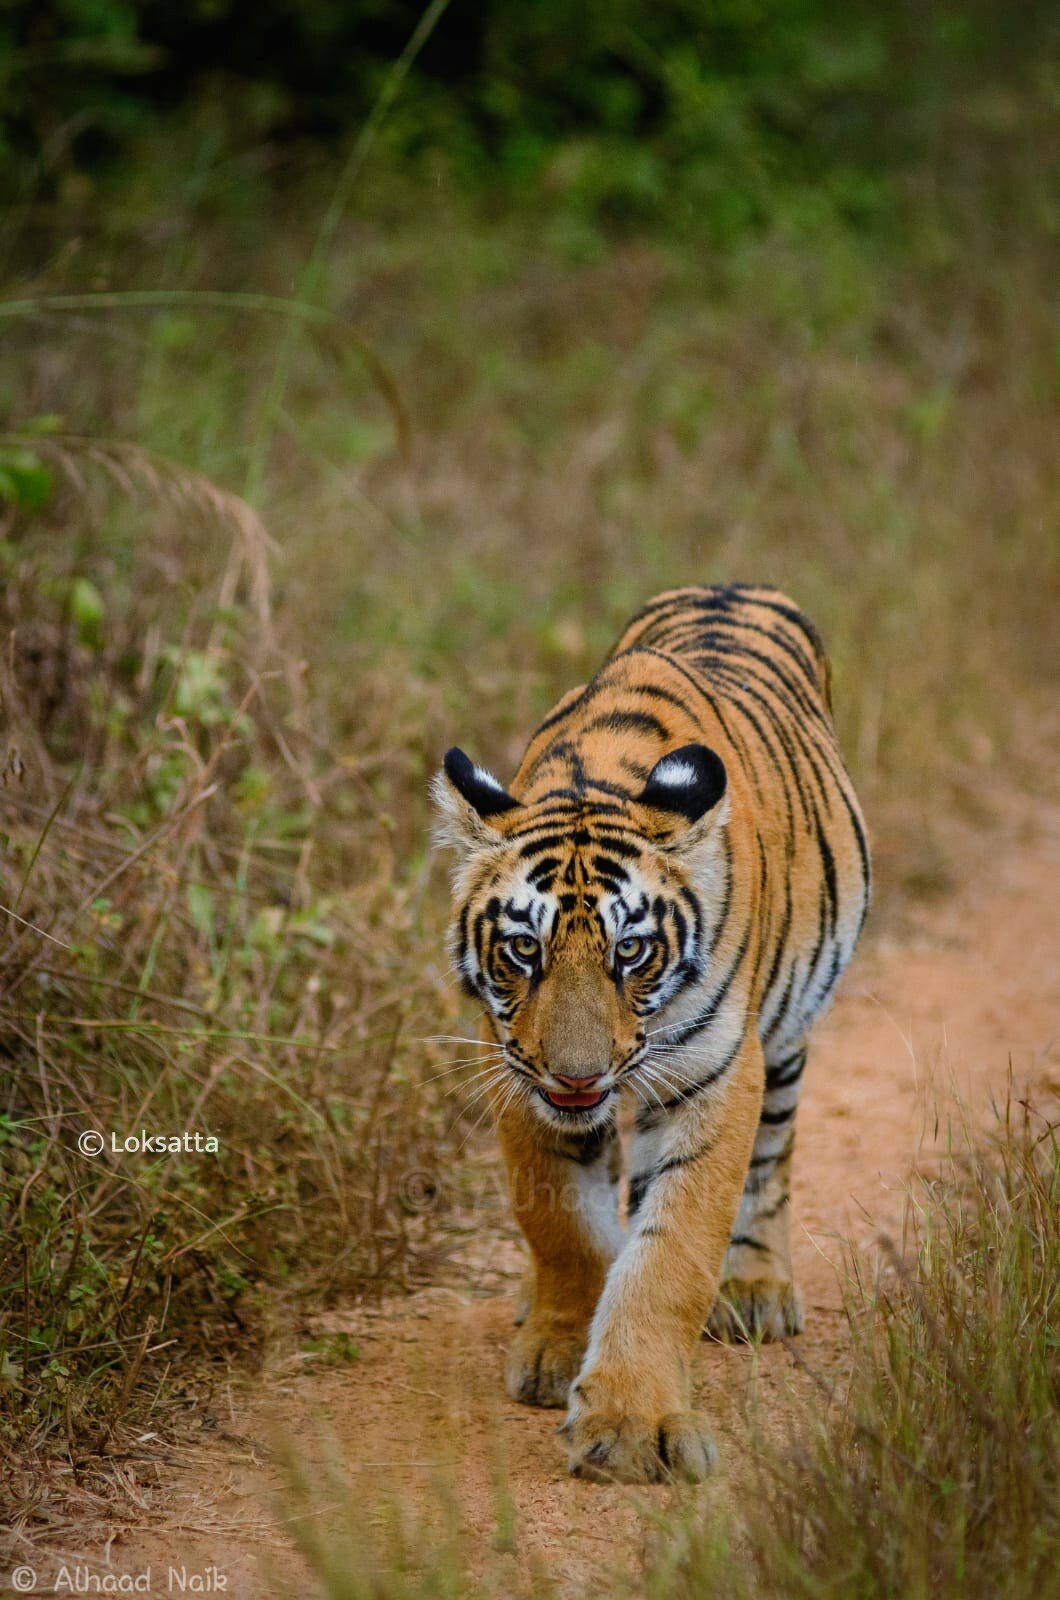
top-left (432, 584), bottom-right (870, 1484)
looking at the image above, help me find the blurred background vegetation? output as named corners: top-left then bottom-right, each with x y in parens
top-left (1, 0), bottom-right (1057, 239)
top-left (0, 0), bottom-right (1057, 1557)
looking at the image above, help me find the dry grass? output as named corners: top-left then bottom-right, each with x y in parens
top-left (648, 1099), bottom-right (1060, 1600)
top-left (277, 1445), bottom-right (528, 1600)
top-left (0, 450), bottom-right (471, 1556)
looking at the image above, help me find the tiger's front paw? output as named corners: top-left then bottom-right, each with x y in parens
top-left (505, 1319), bottom-right (585, 1408)
top-left (563, 1408), bottom-right (717, 1485)
top-left (706, 1276), bottom-right (804, 1343)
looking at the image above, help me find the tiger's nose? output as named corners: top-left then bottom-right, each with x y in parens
top-left (552, 1071), bottom-right (604, 1089)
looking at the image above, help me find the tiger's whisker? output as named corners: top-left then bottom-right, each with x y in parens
top-left (457, 1069), bottom-right (513, 1111)
top-left (630, 1075), bottom-right (667, 1114)
top-left (421, 1033), bottom-right (499, 1048)
top-left (444, 1067), bottom-right (511, 1102)
top-left (419, 1053), bottom-right (506, 1085)
top-left (457, 1071), bottom-right (528, 1154)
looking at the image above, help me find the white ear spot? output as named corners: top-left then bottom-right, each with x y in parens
top-left (639, 743), bottom-right (727, 824)
top-left (651, 758), bottom-right (699, 788)
top-left (473, 766), bottom-right (504, 791)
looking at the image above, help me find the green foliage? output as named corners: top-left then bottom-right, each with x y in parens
top-left (304, 1330), bottom-right (361, 1367)
top-left (66, 575), bottom-right (105, 646)
top-left (2, 0), bottom-right (1055, 241)
top-left (0, 442), bottom-right (52, 510)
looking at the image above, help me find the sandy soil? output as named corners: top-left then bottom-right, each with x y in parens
top-left (13, 784), bottom-right (1059, 1598)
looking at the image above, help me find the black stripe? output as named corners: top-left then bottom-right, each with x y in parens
top-left (618, 756), bottom-right (650, 783)
top-left (556, 1123), bottom-right (617, 1166)
top-left (530, 685), bottom-right (591, 739)
top-left (749, 1130), bottom-right (794, 1168)
top-left (720, 587), bottom-right (828, 655)
top-left (657, 1032), bottom-right (745, 1111)
top-left (759, 876), bottom-right (793, 1022)
top-left (618, 586), bottom-right (827, 673)
top-left (653, 1139), bottom-right (715, 1178)
top-left (628, 1136), bottom-right (716, 1214)
top-left (581, 709), bottom-right (670, 739)
top-left (764, 1051), bottom-right (806, 1091)
top-left (514, 791), bottom-right (582, 811)
top-left (516, 832), bottom-right (573, 857)
top-left (763, 956), bottom-right (800, 1045)
top-left (693, 625), bottom-right (823, 713)
top-left (705, 665), bottom-right (800, 841)
top-left (592, 855), bottom-right (629, 881)
top-left (706, 654), bottom-right (862, 948)
top-left (705, 645), bottom-right (837, 825)
top-left (713, 667), bottom-right (815, 834)
top-left (609, 679), bottom-right (702, 717)
top-left (701, 613), bottom-right (822, 693)
top-left (657, 926), bottom-right (751, 1050)
top-left (588, 832), bottom-right (642, 859)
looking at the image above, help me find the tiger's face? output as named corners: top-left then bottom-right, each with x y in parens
top-left (433, 745), bottom-right (730, 1130)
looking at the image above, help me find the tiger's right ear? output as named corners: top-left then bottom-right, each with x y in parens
top-left (431, 747), bottom-right (521, 853)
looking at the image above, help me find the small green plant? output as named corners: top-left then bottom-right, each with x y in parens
top-left (304, 1331), bottom-right (361, 1367)
top-left (0, 440), bottom-right (52, 510)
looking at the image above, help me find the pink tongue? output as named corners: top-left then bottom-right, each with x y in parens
top-left (547, 1087), bottom-right (604, 1108)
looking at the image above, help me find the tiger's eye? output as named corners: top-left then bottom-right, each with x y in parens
top-left (616, 935), bottom-right (646, 963)
top-left (510, 933), bottom-right (539, 960)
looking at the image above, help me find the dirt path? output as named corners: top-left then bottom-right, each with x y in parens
top-left (27, 788), bottom-right (1060, 1597)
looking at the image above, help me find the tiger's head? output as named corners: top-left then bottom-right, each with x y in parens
top-left (432, 744), bottom-right (731, 1130)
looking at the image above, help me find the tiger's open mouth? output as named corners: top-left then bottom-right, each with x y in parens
top-left (541, 1086), bottom-right (610, 1110)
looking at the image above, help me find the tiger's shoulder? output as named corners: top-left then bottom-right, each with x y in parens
top-left (513, 584), bottom-right (838, 810)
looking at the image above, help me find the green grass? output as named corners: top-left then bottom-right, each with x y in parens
top-left (0, 72), bottom-right (1057, 1557)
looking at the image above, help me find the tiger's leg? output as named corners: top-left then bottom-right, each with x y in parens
top-left (493, 1086), bottom-right (623, 1407)
top-left (563, 1030), bottom-right (762, 1483)
top-left (707, 1042), bottom-right (806, 1341)
top-left (513, 1128), bottom-right (620, 1326)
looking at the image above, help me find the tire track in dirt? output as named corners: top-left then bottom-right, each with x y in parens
top-left (37, 789), bottom-right (1060, 1597)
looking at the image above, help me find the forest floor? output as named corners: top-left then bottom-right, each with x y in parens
top-left (12, 775), bottom-right (1059, 1598)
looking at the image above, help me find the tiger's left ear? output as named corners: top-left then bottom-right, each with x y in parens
top-left (431, 746), bottom-right (521, 854)
top-left (637, 744), bottom-right (729, 844)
